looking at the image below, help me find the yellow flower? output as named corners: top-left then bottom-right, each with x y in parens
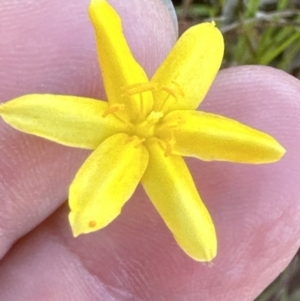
top-left (0, 0), bottom-right (285, 261)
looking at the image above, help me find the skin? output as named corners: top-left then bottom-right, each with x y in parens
top-left (0, 0), bottom-right (300, 300)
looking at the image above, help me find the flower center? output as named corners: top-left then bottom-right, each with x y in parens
top-left (134, 110), bottom-right (164, 138)
top-left (102, 82), bottom-right (182, 155)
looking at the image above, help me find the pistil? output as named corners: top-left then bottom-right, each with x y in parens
top-left (134, 110), bottom-right (164, 138)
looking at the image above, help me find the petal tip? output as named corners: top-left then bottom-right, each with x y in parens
top-left (195, 240), bottom-right (217, 262)
top-left (269, 139), bottom-right (286, 162)
top-left (274, 145), bottom-right (286, 162)
top-left (72, 231), bottom-right (80, 238)
top-left (279, 146), bottom-right (286, 159)
top-left (68, 211), bottom-right (84, 237)
top-left (180, 238), bottom-right (217, 262)
top-left (203, 247), bottom-right (217, 262)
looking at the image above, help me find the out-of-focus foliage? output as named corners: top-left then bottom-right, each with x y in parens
top-left (174, 0), bottom-right (300, 78)
top-left (255, 254), bottom-right (300, 301)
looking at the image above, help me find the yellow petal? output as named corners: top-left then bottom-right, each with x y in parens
top-left (151, 22), bottom-right (224, 113)
top-left (0, 94), bottom-right (129, 149)
top-left (142, 138), bottom-right (216, 262)
top-left (158, 110), bottom-right (286, 163)
top-left (69, 133), bottom-right (149, 236)
top-left (89, 0), bottom-right (153, 121)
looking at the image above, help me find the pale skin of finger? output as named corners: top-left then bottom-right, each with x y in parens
top-left (1, 1), bottom-right (300, 301)
top-left (0, 0), bottom-right (176, 259)
top-left (0, 67), bottom-right (300, 301)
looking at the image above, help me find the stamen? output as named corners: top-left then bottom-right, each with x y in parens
top-left (126, 135), bottom-right (145, 148)
top-left (126, 135), bottom-right (136, 143)
top-left (165, 116), bottom-right (185, 130)
top-left (102, 104), bottom-right (125, 118)
top-left (164, 133), bottom-right (176, 157)
top-left (157, 81), bottom-right (184, 111)
top-left (171, 80), bottom-right (184, 97)
top-left (121, 83), bottom-right (159, 97)
top-left (121, 83), bottom-right (158, 116)
top-left (134, 138), bottom-right (146, 148)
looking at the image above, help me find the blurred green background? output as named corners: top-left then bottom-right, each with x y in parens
top-left (171, 0), bottom-right (300, 300)
top-left (173, 0), bottom-right (300, 77)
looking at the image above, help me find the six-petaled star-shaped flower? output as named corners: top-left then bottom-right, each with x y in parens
top-left (0, 0), bottom-right (285, 261)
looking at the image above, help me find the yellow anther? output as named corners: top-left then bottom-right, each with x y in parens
top-left (171, 81), bottom-right (184, 97)
top-left (126, 135), bottom-right (145, 148)
top-left (134, 138), bottom-right (146, 148)
top-left (102, 104), bottom-right (125, 118)
top-left (160, 81), bottom-right (184, 103)
top-left (121, 82), bottom-right (159, 97)
top-left (157, 81), bottom-right (184, 112)
top-left (164, 134), bottom-right (176, 157)
top-left (166, 116), bottom-right (185, 130)
top-left (161, 87), bottom-right (179, 102)
top-left (126, 135), bottom-right (136, 143)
